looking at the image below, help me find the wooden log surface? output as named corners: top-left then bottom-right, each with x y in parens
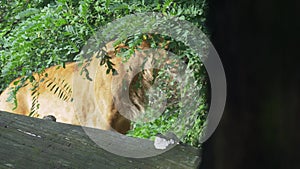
top-left (0, 111), bottom-right (201, 169)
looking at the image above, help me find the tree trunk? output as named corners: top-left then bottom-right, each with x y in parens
top-left (200, 0), bottom-right (299, 169)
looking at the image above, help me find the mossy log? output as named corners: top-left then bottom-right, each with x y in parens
top-left (0, 111), bottom-right (201, 169)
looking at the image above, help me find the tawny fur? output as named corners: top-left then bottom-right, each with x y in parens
top-left (0, 41), bottom-right (167, 134)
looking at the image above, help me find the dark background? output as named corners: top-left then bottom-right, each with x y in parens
top-left (200, 0), bottom-right (299, 169)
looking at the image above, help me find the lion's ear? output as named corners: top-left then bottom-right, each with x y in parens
top-left (139, 40), bottom-right (150, 49)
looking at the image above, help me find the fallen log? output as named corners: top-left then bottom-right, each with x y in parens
top-left (0, 111), bottom-right (201, 168)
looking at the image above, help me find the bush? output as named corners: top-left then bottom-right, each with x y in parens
top-left (0, 0), bottom-right (208, 147)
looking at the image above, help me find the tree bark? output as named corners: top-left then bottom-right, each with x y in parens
top-left (0, 111), bottom-right (201, 169)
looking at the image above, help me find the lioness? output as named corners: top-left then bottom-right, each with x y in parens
top-left (0, 41), bottom-right (168, 134)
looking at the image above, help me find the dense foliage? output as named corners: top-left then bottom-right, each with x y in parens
top-left (0, 0), bottom-right (208, 147)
